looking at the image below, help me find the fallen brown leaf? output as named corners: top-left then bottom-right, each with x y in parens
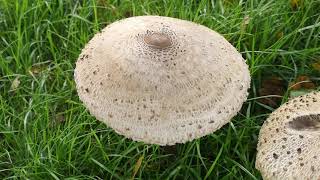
top-left (258, 77), bottom-right (286, 108)
top-left (289, 75), bottom-right (315, 90)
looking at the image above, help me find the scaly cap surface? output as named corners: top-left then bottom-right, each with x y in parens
top-left (74, 16), bottom-right (251, 145)
top-left (256, 91), bottom-right (320, 179)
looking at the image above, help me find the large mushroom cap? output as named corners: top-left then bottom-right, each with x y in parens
top-left (256, 91), bottom-right (320, 179)
top-left (74, 16), bottom-right (250, 145)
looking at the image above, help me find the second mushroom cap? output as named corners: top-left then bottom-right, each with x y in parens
top-left (256, 91), bottom-right (320, 179)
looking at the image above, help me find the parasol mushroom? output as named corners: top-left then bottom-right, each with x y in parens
top-left (74, 16), bottom-right (250, 145)
top-left (256, 91), bottom-right (320, 179)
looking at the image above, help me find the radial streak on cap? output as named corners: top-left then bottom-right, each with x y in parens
top-left (74, 16), bottom-right (251, 145)
top-left (256, 91), bottom-right (320, 179)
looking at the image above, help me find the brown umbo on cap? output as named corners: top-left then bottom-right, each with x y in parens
top-left (256, 91), bottom-right (320, 179)
top-left (74, 16), bottom-right (251, 145)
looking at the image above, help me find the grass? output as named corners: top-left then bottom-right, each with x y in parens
top-left (0, 0), bottom-right (319, 179)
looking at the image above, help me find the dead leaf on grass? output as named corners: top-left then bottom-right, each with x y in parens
top-left (288, 75), bottom-right (316, 98)
top-left (288, 75), bottom-right (315, 90)
top-left (28, 61), bottom-right (51, 76)
top-left (131, 155), bottom-right (144, 180)
top-left (258, 76), bottom-right (286, 108)
top-left (311, 61), bottom-right (320, 71)
top-left (9, 77), bottom-right (20, 92)
top-left (276, 31), bottom-right (284, 39)
top-left (291, 0), bottom-right (303, 10)
top-left (241, 15), bottom-right (250, 32)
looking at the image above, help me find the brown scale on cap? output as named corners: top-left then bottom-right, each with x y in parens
top-left (74, 16), bottom-right (251, 145)
top-left (256, 91), bottom-right (320, 179)
top-left (144, 33), bottom-right (172, 49)
top-left (288, 114), bottom-right (320, 131)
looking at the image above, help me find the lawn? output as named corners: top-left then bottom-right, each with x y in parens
top-left (1, 0), bottom-right (320, 179)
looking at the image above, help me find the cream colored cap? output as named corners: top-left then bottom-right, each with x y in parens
top-left (256, 91), bottom-right (320, 179)
top-left (74, 16), bottom-right (250, 145)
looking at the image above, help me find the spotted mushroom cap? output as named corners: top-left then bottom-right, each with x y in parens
top-left (74, 16), bottom-right (250, 145)
top-left (256, 91), bottom-right (320, 179)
